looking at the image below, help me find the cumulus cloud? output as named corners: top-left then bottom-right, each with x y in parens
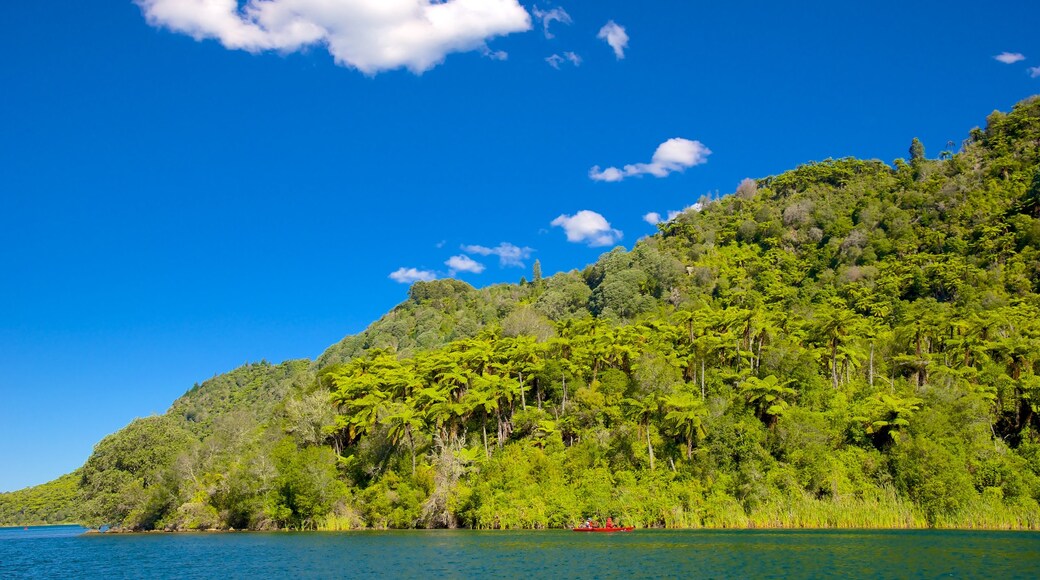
top-left (551, 210), bottom-right (622, 247)
top-left (445, 254), bottom-right (485, 274)
top-left (135, 0), bottom-right (531, 74)
top-left (597, 20), bottom-right (628, 59)
top-left (532, 6), bottom-right (571, 38)
top-left (461, 242), bottom-right (533, 267)
top-left (389, 267), bottom-right (437, 284)
top-left (590, 138), bottom-right (711, 182)
top-left (643, 212), bottom-right (662, 225)
top-left (1029, 66), bottom-right (1040, 78)
top-left (546, 51), bottom-right (581, 69)
top-left (994, 52), bottom-right (1026, 64)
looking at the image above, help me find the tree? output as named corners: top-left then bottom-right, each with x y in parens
top-left (855, 393), bottom-right (923, 448)
top-left (532, 259), bottom-right (543, 283)
top-left (909, 137), bottom-right (925, 180)
top-left (909, 138), bottom-right (925, 164)
top-left (663, 393), bottom-right (708, 459)
top-left (386, 401), bottom-right (425, 475)
top-left (736, 177), bottom-right (758, 200)
top-left (741, 375), bottom-right (795, 427)
top-left (1021, 169), bottom-right (1040, 218)
top-left (816, 300), bottom-right (857, 389)
top-left (624, 395), bottom-right (660, 470)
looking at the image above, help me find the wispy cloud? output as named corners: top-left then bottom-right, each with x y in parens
top-left (644, 204), bottom-right (703, 226)
top-left (551, 210), bottom-right (622, 247)
top-left (532, 6), bottom-right (572, 39)
top-left (590, 138), bottom-right (711, 182)
top-left (546, 51), bottom-right (581, 69)
top-left (445, 255), bottom-right (486, 274)
top-left (994, 52), bottom-right (1026, 64)
top-left (389, 267), bottom-right (437, 284)
top-left (461, 242), bottom-right (533, 267)
top-left (135, 0), bottom-right (531, 74)
top-left (668, 204), bottom-right (703, 220)
top-left (1029, 66), bottom-right (1040, 78)
top-left (597, 20), bottom-right (629, 59)
top-left (482, 48), bottom-right (509, 61)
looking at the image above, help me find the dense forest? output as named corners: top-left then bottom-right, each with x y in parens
top-left (3, 97), bottom-right (1040, 531)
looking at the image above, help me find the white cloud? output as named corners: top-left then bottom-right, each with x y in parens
top-left (994, 52), bottom-right (1026, 64)
top-left (590, 138), bottom-right (711, 182)
top-left (1029, 66), bottom-right (1040, 78)
top-left (483, 47), bottom-right (509, 61)
top-left (597, 20), bottom-right (628, 59)
top-left (590, 166), bottom-right (624, 182)
top-left (668, 203), bottom-right (702, 220)
top-left (644, 204), bottom-right (703, 226)
top-left (551, 210), bottom-right (622, 247)
top-left (461, 242), bottom-right (533, 267)
top-left (389, 267), bottom-right (437, 284)
top-left (546, 51), bottom-right (580, 69)
top-left (135, 0), bottom-right (531, 74)
top-left (445, 254), bottom-right (486, 274)
top-left (532, 6), bottom-right (571, 39)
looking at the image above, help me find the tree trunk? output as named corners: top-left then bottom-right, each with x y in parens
top-left (519, 372), bottom-right (526, 410)
top-left (914, 329), bottom-right (923, 387)
top-left (869, 342), bottom-right (875, 388)
top-left (482, 420), bottom-right (489, 459)
top-left (701, 360), bottom-right (706, 400)
top-left (562, 373), bottom-right (567, 413)
top-left (831, 339), bottom-right (839, 389)
top-left (646, 426), bottom-right (655, 470)
top-left (408, 428), bottom-right (416, 476)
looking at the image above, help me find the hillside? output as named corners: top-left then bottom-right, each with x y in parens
top-left (3, 96), bottom-right (1040, 530)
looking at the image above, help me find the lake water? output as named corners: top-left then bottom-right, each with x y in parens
top-left (2, 525), bottom-right (1039, 578)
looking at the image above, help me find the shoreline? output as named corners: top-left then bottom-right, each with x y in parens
top-left (80, 524), bottom-right (1040, 534)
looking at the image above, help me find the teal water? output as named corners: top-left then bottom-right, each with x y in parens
top-left (2, 526), bottom-right (1039, 578)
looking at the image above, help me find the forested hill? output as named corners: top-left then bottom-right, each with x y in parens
top-left (3, 97), bottom-right (1040, 530)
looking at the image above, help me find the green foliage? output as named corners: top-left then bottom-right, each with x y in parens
top-left (0, 472), bottom-right (80, 525)
top-left (8, 96), bottom-right (1040, 531)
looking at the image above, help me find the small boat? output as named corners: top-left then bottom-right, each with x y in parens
top-left (571, 526), bottom-right (634, 533)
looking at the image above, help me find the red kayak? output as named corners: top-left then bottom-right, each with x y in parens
top-left (572, 526), bottom-right (634, 532)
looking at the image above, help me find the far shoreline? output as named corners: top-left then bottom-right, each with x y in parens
top-left (76, 524), bottom-right (1040, 535)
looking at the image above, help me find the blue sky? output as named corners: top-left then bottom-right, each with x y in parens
top-left (1, 0), bottom-right (1037, 491)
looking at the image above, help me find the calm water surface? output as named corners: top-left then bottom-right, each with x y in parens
top-left (2, 525), bottom-right (1039, 578)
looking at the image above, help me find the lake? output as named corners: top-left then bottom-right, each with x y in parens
top-left (2, 525), bottom-right (1039, 578)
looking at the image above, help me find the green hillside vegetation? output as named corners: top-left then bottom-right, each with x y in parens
top-left (0, 472), bottom-right (80, 525)
top-left (3, 97), bottom-right (1040, 531)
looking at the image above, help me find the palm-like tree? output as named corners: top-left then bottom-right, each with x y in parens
top-left (663, 393), bottom-right (708, 459)
top-left (741, 375), bottom-right (795, 427)
top-left (817, 300), bottom-right (857, 389)
top-left (857, 393), bottom-right (923, 447)
top-left (386, 401), bottom-right (425, 475)
top-left (624, 395), bottom-right (660, 470)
